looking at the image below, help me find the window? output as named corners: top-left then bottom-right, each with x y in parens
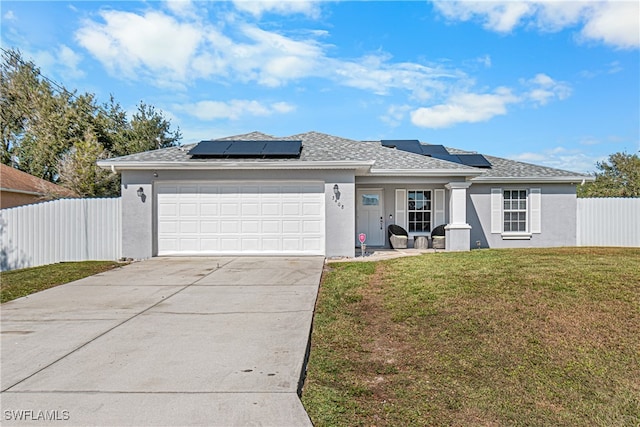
top-left (503, 189), bottom-right (527, 232)
top-left (407, 190), bottom-right (431, 233)
top-left (491, 188), bottom-right (541, 238)
top-left (361, 194), bottom-right (379, 206)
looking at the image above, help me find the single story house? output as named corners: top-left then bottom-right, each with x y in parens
top-left (0, 164), bottom-right (77, 209)
top-left (98, 131), bottom-right (593, 259)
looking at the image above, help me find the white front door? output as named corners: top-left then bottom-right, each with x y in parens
top-left (356, 189), bottom-right (384, 246)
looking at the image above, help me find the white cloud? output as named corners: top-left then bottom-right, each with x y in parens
top-left (580, 1), bottom-right (639, 49)
top-left (164, 0), bottom-right (197, 17)
top-left (232, 0), bottom-right (321, 18)
top-left (74, 7), bottom-right (469, 99)
top-left (411, 87), bottom-right (519, 128)
top-left (75, 10), bottom-right (203, 83)
top-left (509, 147), bottom-right (602, 173)
top-left (177, 99), bottom-right (296, 120)
top-left (432, 1), bottom-right (639, 49)
top-left (380, 104), bottom-right (411, 127)
top-left (3, 10), bottom-right (17, 21)
top-left (434, 1), bottom-right (535, 33)
top-left (57, 45), bottom-right (85, 79)
top-left (523, 73), bottom-right (571, 106)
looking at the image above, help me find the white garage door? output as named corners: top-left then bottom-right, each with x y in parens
top-left (156, 182), bottom-right (325, 255)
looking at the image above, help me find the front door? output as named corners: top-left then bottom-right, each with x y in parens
top-left (356, 189), bottom-right (384, 246)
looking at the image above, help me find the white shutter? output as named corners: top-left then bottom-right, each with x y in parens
top-left (395, 189), bottom-right (406, 228)
top-left (491, 188), bottom-right (502, 233)
top-left (530, 188), bottom-right (541, 234)
top-left (434, 189), bottom-right (445, 227)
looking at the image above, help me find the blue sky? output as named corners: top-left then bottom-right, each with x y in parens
top-left (2, 1), bottom-right (638, 173)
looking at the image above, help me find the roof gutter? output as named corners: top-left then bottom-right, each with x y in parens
top-left (97, 160), bottom-right (375, 172)
top-left (0, 187), bottom-right (44, 196)
top-left (471, 176), bottom-right (595, 184)
top-left (366, 168), bottom-right (484, 178)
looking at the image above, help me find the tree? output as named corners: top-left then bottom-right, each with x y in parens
top-left (1, 48), bottom-right (181, 197)
top-left (578, 152), bottom-right (640, 198)
top-left (57, 130), bottom-right (117, 197)
top-left (113, 102), bottom-right (181, 157)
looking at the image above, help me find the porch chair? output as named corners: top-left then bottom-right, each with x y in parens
top-left (431, 224), bottom-right (446, 249)
top-left (388, 224), bottom-right (408, 249)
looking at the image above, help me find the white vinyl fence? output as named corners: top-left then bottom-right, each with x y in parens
top-left (577, 198), bottom-right (640, 247)
top-left (0, 198), bottom-right (121, 271)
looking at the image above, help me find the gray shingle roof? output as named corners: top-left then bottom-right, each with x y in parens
top-left (99, 131), bottom-right (590, 180)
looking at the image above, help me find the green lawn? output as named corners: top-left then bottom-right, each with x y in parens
top-left (302, 247), bottom-right (640, 426)
top-left (0, 261), bottom-right (124, 303)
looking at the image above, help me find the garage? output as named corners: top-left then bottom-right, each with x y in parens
top-left (156, 181), bottom-right (325, 255)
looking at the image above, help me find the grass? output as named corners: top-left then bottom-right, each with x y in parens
top-left (0, 261), bottom-right (124, 303)
top-left (301, 247), bottom-right (640, 426)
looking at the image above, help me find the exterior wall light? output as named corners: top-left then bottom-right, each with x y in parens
top-left (333, 184), bottom-right (339, 195)
top-left (137, 187), bottom-right (147, 203)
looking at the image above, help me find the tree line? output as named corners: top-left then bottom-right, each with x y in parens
top-left (1, 48), bottom-right (181, 197)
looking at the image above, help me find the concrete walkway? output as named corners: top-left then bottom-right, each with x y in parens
top-left (1, 257), bottom-right (324, 426)
top-left (327, 247), bottom-right (436, 263)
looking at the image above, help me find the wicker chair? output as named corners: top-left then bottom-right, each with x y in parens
top-left (388, 224), bottom-right (408, 249)
top-left (431, 224), bottom-right (446, 249)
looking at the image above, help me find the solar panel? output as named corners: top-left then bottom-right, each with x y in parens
top-left (419, 144), bottom-right (449, 156)
top-left (188, 140), bottom-right (302, 158)
top-left (262, 140), bottom-right (302, 156)
top-left (187, 141), bottom-right (231, 156)
top-left (381, 140), bottom-right (423, 155)
top-left (224, 141), bottom-right (267, 156)
top-left (457, 154), bottom-right (492, 168)
top-left (431, 154), bottom-right (463, 164)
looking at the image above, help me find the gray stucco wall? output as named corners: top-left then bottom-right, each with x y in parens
top-left (120, 168), bottom-right (355, 259)
top-left (468, 183), bottom-right (578, 249)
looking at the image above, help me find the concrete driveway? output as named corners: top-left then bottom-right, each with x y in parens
top-left (1, 257), bottom-right (324, 426)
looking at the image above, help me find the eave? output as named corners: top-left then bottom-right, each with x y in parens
top-left (364, 168), bottom-right (483, 178)
top-left (97, 160), bottom-right (375, 173)
top-left (471, 176), bottom-right (595, 184)
top-left (0, 187), bottom-right (43, 196)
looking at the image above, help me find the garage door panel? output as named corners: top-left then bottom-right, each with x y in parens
top-left (157, 182), bottom-right (325, 255)
top-left (262, 220), bottom-right (280, 233)
top-left (241, 203), bottom-right (260, 215)
top-left (303, 202), bottom-right (322, 215)
top-left (157, 204), bottom-right (178, 217)
top-left (220, 238), bottom-right (240, 251)
top-left (179, 221), bottom-right (198, 233)
top-left (282, 203), bottom-right (300, 216)
top-left (241, 221), bottom-right (260, 233)
top-left (221, 220), bottom-right (240, 233)
top-left (200, 238), bottom-right (219, 251)
top-left (200, 221), bottom-right (219, 233)
top-left (261, 203), bottom-right (280, 216)
top-left (282, 238), bottom-right (301, 251)
top-left (200, 203), bottom-right (219, 216)
top-left (221, 203), bottom-right (239, 216)
top-left (241, 238), bottom-right (260, 251)
top-left (179, 238), bottom-right (199, 251)
top-left (282, 221), bottom-right (300, 234)
top-left (303, 220), bottom-right (322, 233)
top-left (179, 203), bottom-right (198, 216)
top-left (303, 237), bottom-right (322, 251)
top-left (159, 221), bottom-right (178, 233)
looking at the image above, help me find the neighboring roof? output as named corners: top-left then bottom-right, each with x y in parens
top-left (0, 164), bottom-right (77, 198)
top-left (97, 131), bottom-right (591, 182)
